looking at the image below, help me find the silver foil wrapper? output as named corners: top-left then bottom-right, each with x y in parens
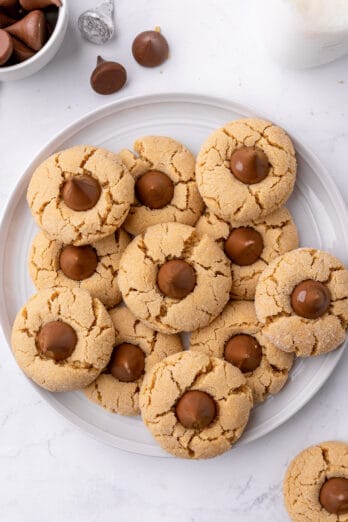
top-left (78, 0), bottom-right (115, 45)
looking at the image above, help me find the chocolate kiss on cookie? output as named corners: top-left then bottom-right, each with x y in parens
top-left (224, 227), bottom-right (264, 266)
top-left (59, 245), bottom-right (98, 281)
top-left (224, 334), bottom-right (262, 373)
top-left (135, 170), bottom-right (174, 209)
top-left (230, 146), bottom-right (270, 184)
top-left (157, 259), bottom-right (196, 299)
top-left (320, 477), bottom-right (348, 515)
top-left (61, 175), bottom-right (102, 212)
top-left (0, 29), bottom-right (13, 65)
top-left (5, 10), bottom-right (47, 51)
top-left (37, 321), bottom-right (77, 362)
top-left (0, 12), bottom-right (15, 29)
top-left (109, 343), bottom-right (146, 383)
top-left (20, 0), bottom-right (62, 9)
top-left (175, 390), bottom-right (216, 430)
top-left (291, 280), bottom-right (331, 319)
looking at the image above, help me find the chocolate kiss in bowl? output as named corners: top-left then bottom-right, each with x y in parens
top-left (0, 0), bottom-right (18, 7)
top-left (0, 29), bottom-right (13, 65)
top-left (5, 10), bottom-right (47, 51)
top-left (19, 0), bottom-right (62, 9)
top-left (0, 12), bottom-right (16, 29)
top-left (11, 35), bottom-right (35, 61)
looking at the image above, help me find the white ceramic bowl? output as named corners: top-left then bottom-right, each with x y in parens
top-left (0, 0), bottom-right (68, 82)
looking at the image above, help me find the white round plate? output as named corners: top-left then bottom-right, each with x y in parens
top-left (1, 93), bottom-right (347, 457)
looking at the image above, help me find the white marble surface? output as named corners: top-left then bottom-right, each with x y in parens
top-left (0, 1), bottom-right (348, 521)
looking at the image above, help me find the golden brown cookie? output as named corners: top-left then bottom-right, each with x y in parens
top-left (29, 229), bottom-right (130, 309)
top-left (255, 248), bottom-right (348, 356)
top-left (84, 306), bottom-right (183, 416)
top-left (117, 222), bottom-right (232, 334)
top-left (196, 118), bottom-right (296, 224)
top-left (119, 136), bottom-right (204, 235)
top-left (139, 351), bottom-right (253, 459)
top-left (284, 441), bottom-right (348, 521)
top-left (11, 287), bottom-right (115, 392)
top-left (196, 206), bottom-right (299, 300)
top-left (27, 145), bottom-right (134, 245)
top-left (190, 300), bottom-right (294, 403)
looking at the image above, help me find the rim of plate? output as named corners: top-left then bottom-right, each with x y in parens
top-left (0, 92), bottom-right (347, 457)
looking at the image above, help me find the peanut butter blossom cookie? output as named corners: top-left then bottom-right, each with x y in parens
top-left (119, 136), bottom-right (204, 235)
top-left (139, 351), bottom-right (253, 459)
top-left (190, 301), bottom-right (294, 403)
top-left (255, 248), bottom-right (348, 356)
top-left (84, 306), bottom-right (183, 416)
top-left (11, 287), bottom-right (115, 392)
top-left (196, 118), bottom-right (296, 224)
top-left (284, 441), bottom-right (348, 521)
top-left (29, 229), bottom-right (130, 309)
top-left (27, 145), bottom-right (134, 245)
top-left (117, 222), bottom-right (232, 334)
top-left (196, 206), bottom-right (298, 300)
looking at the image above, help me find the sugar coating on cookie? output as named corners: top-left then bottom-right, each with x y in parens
top-left (139, 351), bottom-right (253, 459)
top-left (190, 300), bottom-right (294, 403)
top-left (29, 229), bottom-right (130, 309)
top-left (255, 248), bottom-right (348, 357)
top-left (196, 206), bottom-right (299, 300)
top-left (11, 287), bottom-right (115, 392)
top-left (196, 118), bottom-right (297, 224)
top-left (84, 306), bottom-right (183, 416)
top-left (117, 222), bottom-right (232, 334)
top-left (284, 441), bottom-right (348, 521)
top-left (27, 145), bottom-right (134, 246)
top-left (119, 136), bottom-right (204, 235)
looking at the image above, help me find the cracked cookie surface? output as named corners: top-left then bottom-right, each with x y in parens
top-left (139, 351), bottom-right (253, 459)
top-left (196, 118), bottom-right (297, 224)
top-left (27, 145), bottom-right (134, 246)
top-left (84, 306), bottom-right (183, 416)
top-left (117, 222), bottom-right (232, 334)
top-left (284, 441), bottom-right (348, 522)
top-left (196, 206), bottom-right (299, 300)
top-left (29, 229), bottom-right (130, 309)
top-left (119, 136), bottom-right (204, 236)
top-left (190, 300), bottom-right (294, 403)
top-left (11, 287), bottom-right (115, 392)
top-left (255, 248), bottom-right (348, 356)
